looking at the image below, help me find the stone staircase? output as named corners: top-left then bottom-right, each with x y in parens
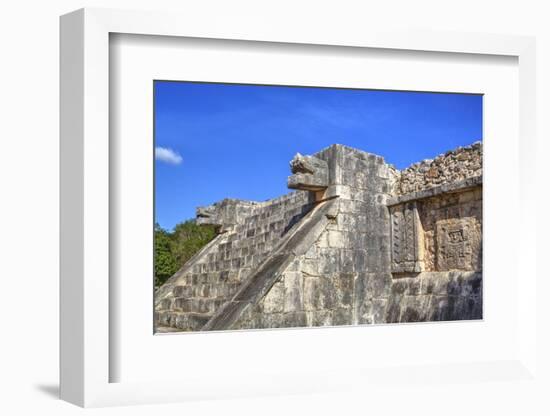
top-left (203, 198), bottom-right (338, 331)
top-left (155, 191), bottom-right (318, 332)
top-left (156, 275), bottom-right (243, 330)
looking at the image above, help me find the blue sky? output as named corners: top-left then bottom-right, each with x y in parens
top-left (155, 81), bottom-right (482, 230)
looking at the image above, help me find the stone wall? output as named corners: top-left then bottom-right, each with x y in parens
top-left (386, 142), bottom-right (483, 322)
top-left (398, 142), bottom-right (482, 194)
top-left (386, 186), bottom-right (483, 323)
top-left (155, 141), bottom-right (483, 331)
top-left (385, 271), bottom-right (482, 323)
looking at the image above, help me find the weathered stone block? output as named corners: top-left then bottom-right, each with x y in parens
top-left (283, 271), bottom-right (303, 312)
top-left (385, 294), bottom-right (403, 323)
top-left (304, 245), bottom-right (317, 259)
top-left (317, 248), bottom-right (341, 275)
top-left (187, 313), bottom-right (211, 329)
top-left (157, 311), bottom-right (173, 327)
top-left (260, 313), bottom-right (285, 328)
top-left (173, 298), bottom-right (193, 312)
top-left (282, 312), bottom-right (308, 328)
top-left (262, 282), bottom-right (285, 313)
top-left (324, 185), bottom-right (352, 200)
top-left (301, 258), bottom-right (319, 276)
top-left (399, 295), bottom-right (432, 322)
top-left (303, 276), bottom-right (336, 311)
top-left (366, 272), bottom-right (392, 299)
top-left (172, 285), bottom-right (193, 298)
top-left (158, 298), bottom-right (172, 310)
top-left (335, 273), bottom-right (355, 307)
top-left (325, 230), bottom-right (346, 248)
top-left (303, 276), bottom-right (319, 311)
top-left (420, 272), bottom-right (448, 296)
top-left (428, 296), bottom-right (452, 321)
top-left (340, 249), bottom-right (356, 273)
top-left (371, 299), bottom-right (387, 324)
top-left (306, 310), bottom-right (332, 327)
top-left (332, 308), bottom-right (352, 326)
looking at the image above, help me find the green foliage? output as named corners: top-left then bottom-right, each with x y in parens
top-left (154, 221), bottom-right (216, 287)
top-left (170, 220), bottom-right (217, 267)
top-left (154, 223), bottom-right (178, 287)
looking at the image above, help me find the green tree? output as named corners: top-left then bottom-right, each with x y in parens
top-left (154, 221), bottom-right (217, 287)
top-left (154, 223), bottom-right (178, 287)
top-left (170, 220), bottom-right (217, 267)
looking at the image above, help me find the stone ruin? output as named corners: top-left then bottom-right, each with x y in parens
top-left (155, 142), bottom-right (482, 331)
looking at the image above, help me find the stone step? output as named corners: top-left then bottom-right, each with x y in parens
top-left (172, 285), bottom-right (194, 298)
top-left (156, 311), bottom-right (212, 331)
top-left (172, 282), bottom-right (241, 299)
top-left (173, 297), bottom-right (227, 314)
top-left (180, 269), bottom-right (250, 286)
top-left (178, 312), bottom-right (212, 330)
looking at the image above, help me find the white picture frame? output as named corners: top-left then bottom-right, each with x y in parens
top-left (60, 8), bottom-right (539, 408)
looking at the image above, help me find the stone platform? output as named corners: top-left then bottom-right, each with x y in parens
top-left (155, 142), bottom-right (482, 331)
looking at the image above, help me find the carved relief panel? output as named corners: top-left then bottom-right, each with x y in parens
top-left (435, 218), bottom-right (475, 271)
top-left (390, 202), bottom-right (424, 274)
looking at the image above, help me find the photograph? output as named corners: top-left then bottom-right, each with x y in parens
top-left (153, 81), bottom-right (483, 332)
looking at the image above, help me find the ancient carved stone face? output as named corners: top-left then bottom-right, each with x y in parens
top-left (436, 218), bottom-right (475, 271)
top-left (196, 199), bottom-right (258, 232)
top-left (195, 204), bottom-right (219, 226)
top-left (287, 153), bottom-right (329, 192)
top-left (448, 229), bottom-right (465, 244)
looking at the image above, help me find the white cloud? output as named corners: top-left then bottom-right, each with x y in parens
top-left (155, 147), bottom-right (182, 165)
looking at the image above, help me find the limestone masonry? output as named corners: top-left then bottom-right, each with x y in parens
top-left (155, 142), bottom-right (482, 331)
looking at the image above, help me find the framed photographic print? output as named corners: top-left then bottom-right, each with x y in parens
top-left (60, 7), bottom-right (539, 408)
